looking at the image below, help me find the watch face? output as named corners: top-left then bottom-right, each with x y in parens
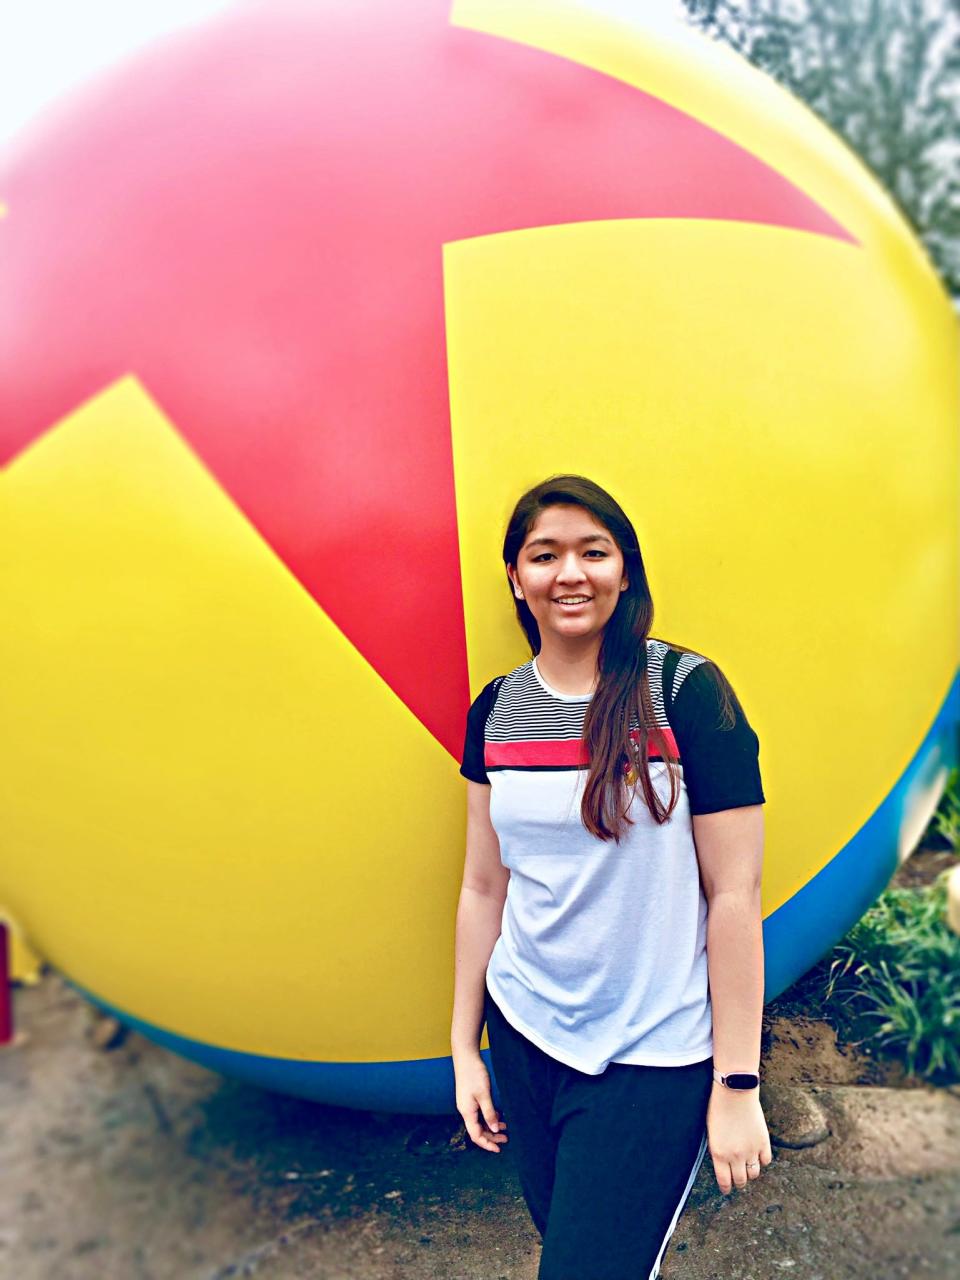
top-left (725, 1073), bottom-right (760, 1090)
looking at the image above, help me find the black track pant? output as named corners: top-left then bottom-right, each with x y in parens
top-left (484, 987), bottom-right (712, 1280)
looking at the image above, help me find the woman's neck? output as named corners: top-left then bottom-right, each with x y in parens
top-left (534, 637), bottom-right (602, 697)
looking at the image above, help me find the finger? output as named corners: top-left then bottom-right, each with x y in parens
top-left (476, 1116), bottom-right (508, 1146)
top-left (759, 1146), bottom-right (773, 1167)
top-left (731, 1161), bottom-right (748, 1190)
top-left (478, 1100), bottom-right (510, 1151)
top-left (471, 1126), bottom-right (501, 1152)
top-left (479, 1096), bottom-right (503, 1134)
top-left (462, 1106), bottom-right (500, 1153)
top-left (712, 1156), bottom-right (732, 1195)
top-left (478, 1100), bottom-right (508, 1147)
top-left (746, 1159), bottom-right (762, 1181)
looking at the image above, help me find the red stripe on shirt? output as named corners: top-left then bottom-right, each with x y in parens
top-left (485, 728), bottom-right (678, 769)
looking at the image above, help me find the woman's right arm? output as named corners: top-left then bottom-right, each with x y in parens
top-left (451, 779), bottom-right (510, 1153)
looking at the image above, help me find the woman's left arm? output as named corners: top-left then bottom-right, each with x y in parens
top-left (693, 804), bottom-right (774, 1194)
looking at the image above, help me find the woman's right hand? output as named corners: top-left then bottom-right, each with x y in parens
top-left (454, 1053), bottom-right (509, 1153)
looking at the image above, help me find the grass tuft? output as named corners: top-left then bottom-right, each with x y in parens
top-left (769, 770), bottom-right (960, 1084)
top-left (822, 871), bottom-right (960, 1081)
top-left (931, 767), bottom-right (960, 849)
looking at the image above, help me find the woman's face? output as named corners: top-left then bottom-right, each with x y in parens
top-left (508, 504), bottom-right (628, 647)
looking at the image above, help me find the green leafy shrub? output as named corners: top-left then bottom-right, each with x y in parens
top-left (931, 767), bottom-right (960, 849)
top-left (823, 871), bottom-right (960, 1081)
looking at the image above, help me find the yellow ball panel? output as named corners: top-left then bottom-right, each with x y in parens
top-left (0, 377), bottom-right (464, 1061)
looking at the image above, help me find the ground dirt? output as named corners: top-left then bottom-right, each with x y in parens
top-left (2, 847), bottom-right (958, 1280)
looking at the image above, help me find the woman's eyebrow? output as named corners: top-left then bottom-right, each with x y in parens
top-left (525, 534), bottom-right (614, 549)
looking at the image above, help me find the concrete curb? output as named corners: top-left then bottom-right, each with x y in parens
top-left (762, 1082), bottom-right (960, 1178)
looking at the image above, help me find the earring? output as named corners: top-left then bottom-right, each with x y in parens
top-left (515, 589), bottom-right (524, 600)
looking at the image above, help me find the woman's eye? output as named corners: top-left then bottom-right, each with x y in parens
top-left (531, 553), bottom-right (555, 562)
top-left (584, 550), bottom-right (607, 558)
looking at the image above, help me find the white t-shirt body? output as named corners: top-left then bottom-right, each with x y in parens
top-left (460, 639), bottom-right (765, 1076)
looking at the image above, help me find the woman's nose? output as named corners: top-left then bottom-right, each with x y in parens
top-left (556, 554), bottom-right (587, 582)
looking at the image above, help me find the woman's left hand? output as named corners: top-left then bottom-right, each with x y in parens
top-left (706, 1083), bottom-right (773, 1194)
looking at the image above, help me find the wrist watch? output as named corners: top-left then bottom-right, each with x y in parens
top-left (712, 1067), bottom-right (760, 1090)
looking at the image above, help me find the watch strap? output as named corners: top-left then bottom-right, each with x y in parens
top-left (713, 1067), bottom-right (760, 1090)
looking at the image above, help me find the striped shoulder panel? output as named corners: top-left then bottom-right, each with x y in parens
top-left (672, 651), bottom-right (708, 703)
top-left (646, 638), bottom-right (670, 722)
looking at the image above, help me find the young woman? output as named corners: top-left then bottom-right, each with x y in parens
top-left (450, 475), bottom-right (771, 1280)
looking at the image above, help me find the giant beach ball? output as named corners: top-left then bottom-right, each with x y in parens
top-left (1, 0), bottom-right (957, 1112)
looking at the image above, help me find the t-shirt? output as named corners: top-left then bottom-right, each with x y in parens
top-left (460, 637), bottom-right (765, 1075)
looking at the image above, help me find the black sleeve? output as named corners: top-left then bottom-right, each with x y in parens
top-left (669, 661), bottom-right (765, 816)
top-left (459, 677), bottom-right (503, 784)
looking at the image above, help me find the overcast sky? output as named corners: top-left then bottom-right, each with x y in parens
top-left (0, 0), bottom-right (236, 147)
top-left (0, 1), bottom-right (692, 149)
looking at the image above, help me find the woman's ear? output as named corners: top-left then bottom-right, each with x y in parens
top-left (507, 566), bottom-right (523, 600)
top-left (620, 577), bottom-right (629, 593)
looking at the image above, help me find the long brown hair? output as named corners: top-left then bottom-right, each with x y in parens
top-left (502, 475), bottom-right (735, 842)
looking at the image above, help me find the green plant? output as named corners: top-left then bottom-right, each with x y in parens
top-left (931, 767), bottom-right (960, 849)
top-left (823, 871), bottom-right (960, 1081)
